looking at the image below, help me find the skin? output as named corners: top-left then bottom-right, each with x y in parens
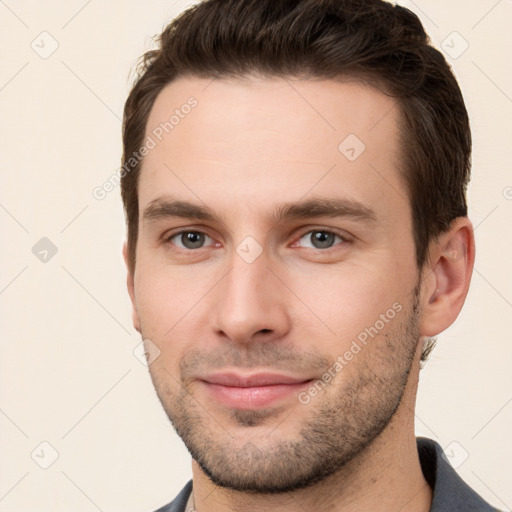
top-left (123, 75), bottom-right (475, 511)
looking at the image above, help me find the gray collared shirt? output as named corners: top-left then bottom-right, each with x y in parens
top-left (154, 437), bottom-right (502, 511)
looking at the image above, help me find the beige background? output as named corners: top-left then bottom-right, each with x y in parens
top-left (1, 0), bottom-right (511, 510)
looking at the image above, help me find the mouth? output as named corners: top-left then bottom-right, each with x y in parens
top-left (198, 371), bottom-right (314, 409)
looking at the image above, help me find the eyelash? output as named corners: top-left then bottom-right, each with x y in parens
top-left (294, 228), bottom-right (349, 250)
top-left (164, 230), bottom-right (218, 250)
top-left (164, 227), bottom-right (350, 251)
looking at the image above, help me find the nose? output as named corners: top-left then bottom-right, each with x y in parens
top-left (212, 247), bottom-right (291, 345)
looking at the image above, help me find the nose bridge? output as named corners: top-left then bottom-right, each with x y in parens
top-left (229, 247), bottom-right (271, 304)
top-left (212, 243), bottom-right (289, 343)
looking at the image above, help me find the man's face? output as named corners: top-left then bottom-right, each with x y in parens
top-left (128, 76), bottom-right (425, 492)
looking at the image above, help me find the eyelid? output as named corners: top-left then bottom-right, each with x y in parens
top-left (292, 226), bottom-right (352, 247)
top-left (162, 226), bottom-right (352, 250)
top-left (164, 227), bottom-right (218, 248)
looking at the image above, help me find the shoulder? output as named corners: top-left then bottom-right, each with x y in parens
top-left (417, 437), bottom-right (502, 511)
top-left (153, 480), bottom-right (193, 512)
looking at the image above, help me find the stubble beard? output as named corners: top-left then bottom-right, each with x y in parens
top-left (145, 290), bottom-right (421, 494)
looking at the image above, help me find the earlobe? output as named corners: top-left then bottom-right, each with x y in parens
top-left (122, 242), bottom-right (141, 333)
top-left (419, 217), bottom-right (475, 337)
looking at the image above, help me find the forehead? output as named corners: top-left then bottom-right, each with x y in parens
top-left (139, 75), bottom-right (408, 226)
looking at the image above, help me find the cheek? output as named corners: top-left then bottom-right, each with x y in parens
top-left (134, 269), bottom-right (208, 381)
top-left (134, 263), bottom-right (209, 341)
top-left (291, 261), bottom-right (409, 349)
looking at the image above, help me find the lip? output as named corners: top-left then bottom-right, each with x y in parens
top-left (199, 372), bottom-right (313, 409)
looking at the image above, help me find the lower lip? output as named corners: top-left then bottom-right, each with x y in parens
top-left (201, 381), bottom-right (311, 409)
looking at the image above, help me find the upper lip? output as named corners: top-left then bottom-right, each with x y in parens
top-left (200, 372), bottom-right (313, 387)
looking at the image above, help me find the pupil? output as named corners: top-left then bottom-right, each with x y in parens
top-left (312, 231), bottom-right (334, 248)
top-left (183, 232), bottom-right (204, 248)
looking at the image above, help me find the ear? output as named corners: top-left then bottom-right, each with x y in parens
top-left (419, 217), bottom-right (475, 337)
top-left (123, 241), bottom-right (141, 333)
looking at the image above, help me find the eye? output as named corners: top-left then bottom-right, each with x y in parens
top-left (166, 230), bottom-right (215, 250)
top-left (296, 229), bottom-right (346, 250)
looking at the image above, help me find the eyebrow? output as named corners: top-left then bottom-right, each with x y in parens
top-left (142, 195), bottom-right (377, 225)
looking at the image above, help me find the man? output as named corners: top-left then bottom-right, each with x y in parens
top-left (120, 0), bottom-right (500, 510)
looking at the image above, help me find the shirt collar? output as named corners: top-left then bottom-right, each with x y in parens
top-left (417, 436), bottom-right (498, 511)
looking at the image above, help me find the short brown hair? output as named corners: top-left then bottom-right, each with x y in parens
top-left (121, 0), bottom-right (471, 277)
